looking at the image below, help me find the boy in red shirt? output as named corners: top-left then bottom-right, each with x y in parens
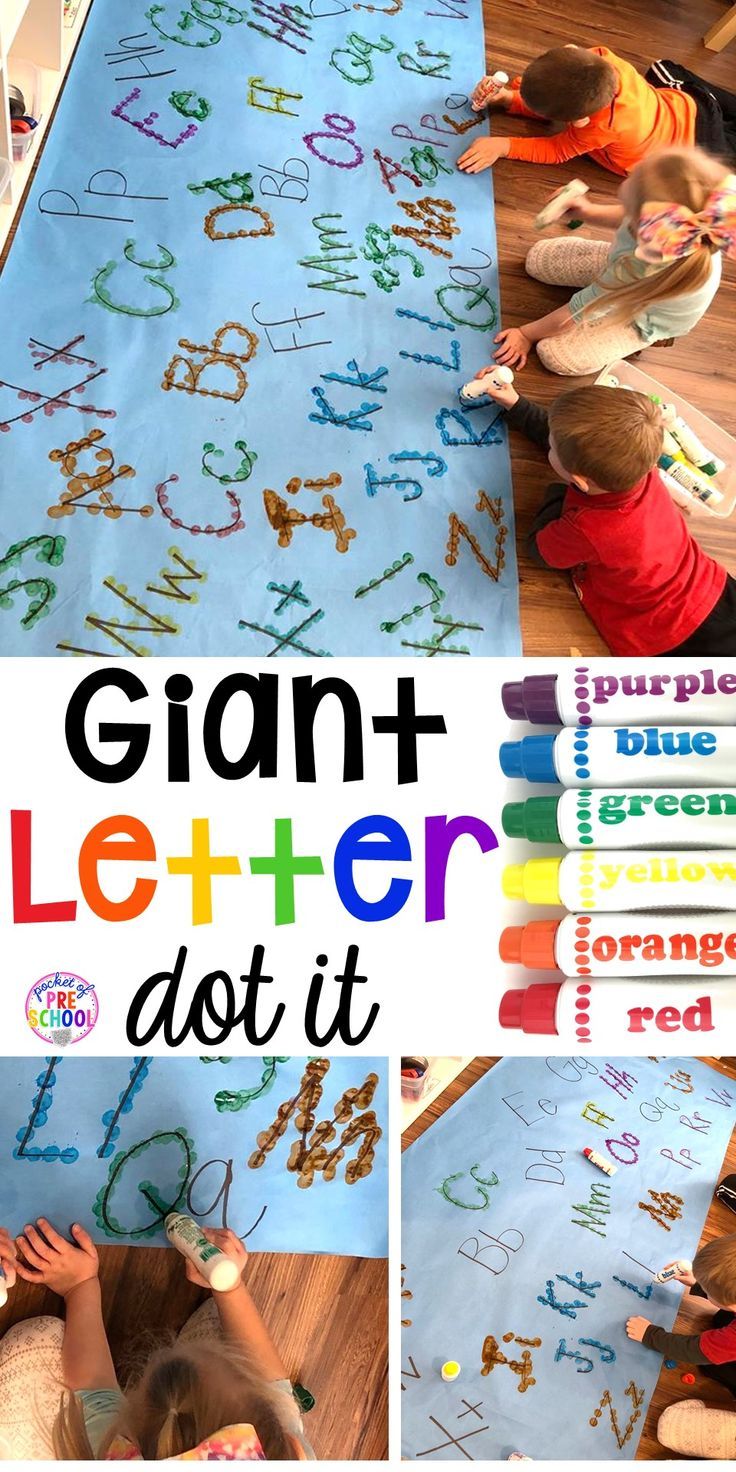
top-left (626, 1237), bottom-right (736, 1398)
top-left (481, 374), bottom-right (735, 655)
top-left (459, 45), bottom-right (736, 175)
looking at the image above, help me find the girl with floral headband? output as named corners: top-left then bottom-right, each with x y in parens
top-left (488, 146), bottom-right (735, 376)
top-left (0, 1218), bottom-right (313, 1460)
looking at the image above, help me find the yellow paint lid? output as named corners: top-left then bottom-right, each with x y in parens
top-left (502, 858), bottom-right (562, 905)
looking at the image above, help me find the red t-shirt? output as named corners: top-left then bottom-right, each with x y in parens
top-left (536, 469), bottom-right (726, 655)
top-left (701, 1316), bottom-right (736, 1364)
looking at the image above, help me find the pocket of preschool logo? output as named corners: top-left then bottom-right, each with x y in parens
top-left (25, 972), bottom-right (98, 1045)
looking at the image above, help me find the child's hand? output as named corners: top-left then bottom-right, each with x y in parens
top-left (471, 77), bottom-right (515, 111)
top-left (473, 367), bottom-right (519, 408)
top-left (15, 1219), bottom-right (99, 1298)
top-left (626, 1316), bottom-right (651, 1342)
top-left (458, 137), bottom-right (511, 173)
top-left (558, 195), bottom-right (592, 225)
top-left (0, 1227), bottom-right (17, 1288)
top-left (663, 1261), bottom-right (697, 1287)
top-left (183, 1228), bottom-right (248, 1291)
top-left (494, 328), bottom-right (532, 370)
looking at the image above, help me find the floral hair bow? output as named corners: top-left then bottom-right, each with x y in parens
top-left (105, 1422), bottom-right (267, 1460)
top-left (636, 174), bottom-right (736, 264)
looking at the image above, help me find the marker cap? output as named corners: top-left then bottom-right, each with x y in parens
top-left (518, 734), bottom-right (558, 783)
top-left (501, 681), bottom-right (526, 720)
top-left (499, 919), bottom-right (560, 968)
top-left (208, 1257), bottom-right (241, 1292)
top-left (502, 797), bottom-right (561, 843)
top-left (520, 675), bottom-right (560, 725)
top-left (499, 740), bottom-right (523, 777)
top-left (499, 981), bottom-right (563, 1034)
top-left (502, 858), bottom-right (562, 904)
top-left (498, 735), bottom-right (557, 782)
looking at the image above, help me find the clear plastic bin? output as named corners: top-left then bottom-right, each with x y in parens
top-left (401, 1056), bottom-right (431, 1100)
top-left (9, 59), bottom-right (41, 164)
top-left (596, 359), bottom-right (736, 520)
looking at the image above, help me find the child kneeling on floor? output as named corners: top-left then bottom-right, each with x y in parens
top-left (626, 1236), bottom-right (736, 1402)
top-left (492, 147), bottom-right (736, 377)
top-left (479, 375), bottom-right (735, 655)
top-left (0, 1218), bottom-right (312, 1460)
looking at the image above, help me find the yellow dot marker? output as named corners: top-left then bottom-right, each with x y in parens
top-left (441, 1360), bottom-right (461, 1382)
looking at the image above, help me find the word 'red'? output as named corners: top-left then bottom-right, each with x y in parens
top-left (626, 997), bottom-right (713, 1034)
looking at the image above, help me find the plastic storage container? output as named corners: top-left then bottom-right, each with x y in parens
top-left (596, 359), bottom-right (736, 520)
top-left (401, 1056), bottom-right (431, 1099)
top-left (9, 60), bottom-right (41, 164)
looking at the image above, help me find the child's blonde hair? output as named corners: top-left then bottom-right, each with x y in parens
top-left (52, 1341), bottom-right (299, 1460)
top-left (582, 146), bottom-right (728, 328)
top-left (693, 1233), bottom-right (736, 1307)
top-left (547, 385), bottom-right (663, 492)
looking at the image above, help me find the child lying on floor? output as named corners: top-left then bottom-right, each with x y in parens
top-left (477, 375), bottom-right (735, 656)
top-left (1, 1218), bottom-right (313, 1460)
top-left (626, 1237), bottom-right (736, 1400)
top-left (459, 44), bottom-right (736, 174)
top-left (491, 147), bottom-right (735, 377)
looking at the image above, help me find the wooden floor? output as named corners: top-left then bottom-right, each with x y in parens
top-left (483, 0), bottom-right (736, 653)
top-left (402, 1055), bottom-right (736, 1461)
top-left (1, 1243), bottom-right (387, 1460)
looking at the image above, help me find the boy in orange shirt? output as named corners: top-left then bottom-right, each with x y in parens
top-left (459, 46), bottom-right (736, 176)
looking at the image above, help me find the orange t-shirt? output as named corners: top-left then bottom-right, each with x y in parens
top-left (506, 45), bottom-right (696, 175)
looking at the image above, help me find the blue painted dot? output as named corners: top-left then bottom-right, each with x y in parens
top-left (577, 768), bottom-right (590, 779)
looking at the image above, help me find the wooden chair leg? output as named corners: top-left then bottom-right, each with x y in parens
top-left (704, 3), bottom-right (736, 51)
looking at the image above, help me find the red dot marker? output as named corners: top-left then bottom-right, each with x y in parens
top-left (681, 1373), bottom-right (696, 1385)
